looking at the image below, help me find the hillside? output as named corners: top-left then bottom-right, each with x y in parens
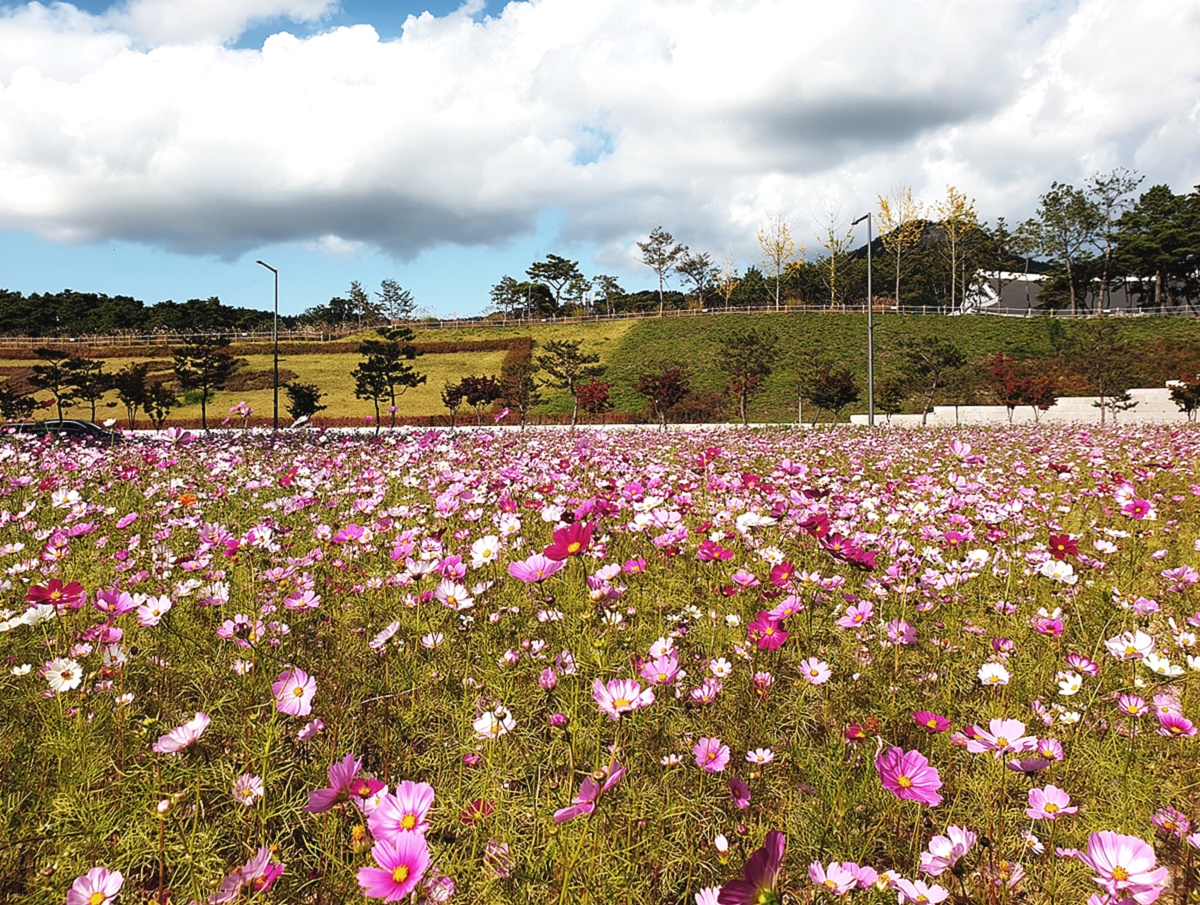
top-left (3, 312), bottom-right (1198, 426)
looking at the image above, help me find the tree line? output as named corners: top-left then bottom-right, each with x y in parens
top-left (482, 175), bottom-right (1199, 319)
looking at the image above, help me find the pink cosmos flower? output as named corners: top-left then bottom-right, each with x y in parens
top-left (747, 612), bottom-right (788, 650)
top-left (207, 846), bottom-right (285, 903)
top-left (964, 718), bottom-right (1038, 757)
top-left (640, 651), bottom-right (681, 685)
top-left (808, 861), bottom-right (857, 895)
top-left (67, 867), bottom-right (123, 905)
top-left (886, 619), bottom-right (917, 645)
top-left (152, 712), bottom-right (210, 754)
top-left (26, 578), bottom-right (86, 611)
top-left (592, 677), bottom-right (654, 720)
top-left (1026, 785), bottom-right (1078, 820)
top-left (369, 781), bottom-right (436, 842)
top-left (507, 553), bottom-right (566, 584)
top-left (543, 521), bottom-right (594, 561)
top-left (357, 834), bottom-right (432, 902)
top-left (798, 657), bottom-right (832, 685)
top-left (718, 829), bottom-right (785, 905)
top-left (1150, 807), bottom-right (1190, 839)
top-left (921, 825), bottom-right (976, 876)
top-left (913, 711), bottom-right (951, 733)
top-left (271, 667), bottom-right (316, 717)
top-left (876, 747), bottom-right (943, 806)
top-left (1067, 831), bottom-right (1168, 903)
top-left (694, 737), bottom-right (731, 773)
top-left (1156, 711), bottom-right (1197, 737)
top-left (305, 752), bottom-right (369, 812)
top-left (835, 601), bottom-right (874, 629)
top-left (553, 761), bottom-right (626, 823)
top-left (729, 775), bottom-right (751, 809)
top-left (894, 878), bottom-right (950, 905)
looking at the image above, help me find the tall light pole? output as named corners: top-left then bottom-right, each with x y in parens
top-left (851, 213), bottom-right (874, 426)
top-left (255, 260), bottom-right (279, 432)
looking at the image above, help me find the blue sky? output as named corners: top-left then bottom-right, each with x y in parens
top-left (0, 0), bottom-right (1197, 321)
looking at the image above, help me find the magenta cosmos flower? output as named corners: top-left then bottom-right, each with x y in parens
top-left (1068, 831), bottom-right (1168, 903)
top-left (718, 829), bottom-right (786, 905)
top-left (747, 612), bottom-right (788, 650)
top-left (694, 737), bottom-right (731, 773)
top-left (543, 521), bottom-right (594, 561)
top-left (272, 667), bottom-right (316, 717)
top-left (876, 747), bottom-right (943, 806)
top-left (553, 761), bottom-right (626, 823)
top-left (913, 711), bottom-right (951, 733)
top-left (1026, 785), bottom-right (1078, 820)
top-left (369, 781), bottom-right (436, 842)
top-left (152, 712), bottom-right (210, 754)
top-left (357, 834), bottom-right (432, 902)
top-left (67, 867), bottom-right (123, 905)
top-left (592, 677), bottom-right (654, 720)
top-left (306, 752), bottom-right (376, 813)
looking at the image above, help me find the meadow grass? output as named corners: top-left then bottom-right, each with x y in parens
top-left (2, 424), bottom-right (1199, 904)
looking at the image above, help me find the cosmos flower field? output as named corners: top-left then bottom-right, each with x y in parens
top-left (2, 424), bottom-right (1199, 905)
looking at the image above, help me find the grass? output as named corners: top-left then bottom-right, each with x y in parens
top-left (4, 313), bottom-right (1199, 424)
top-left (1, 425), bottom-right (1200, 903)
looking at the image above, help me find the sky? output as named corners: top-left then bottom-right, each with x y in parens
top-left (0, 0), bottom-right (1198, 321)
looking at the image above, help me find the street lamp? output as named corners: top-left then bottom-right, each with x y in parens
top-left (851, 213), bottom-right (874, 426)
top-left (255, 260), bottom-right (279, 432)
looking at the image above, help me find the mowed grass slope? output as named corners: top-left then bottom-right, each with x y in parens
top-left (5, 313), bottom-right (1199, 424)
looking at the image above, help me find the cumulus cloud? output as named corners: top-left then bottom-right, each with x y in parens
top-left (0, 0), bottom-right (1196, 265)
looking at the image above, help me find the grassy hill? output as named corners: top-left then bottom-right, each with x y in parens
top-left (4, 312), bottom-right (1199, 425)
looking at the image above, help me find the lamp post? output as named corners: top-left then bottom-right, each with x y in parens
top-left (255, 260), bottom-right (279, 432)
top-left (851, 213), bottom-right (874, 426)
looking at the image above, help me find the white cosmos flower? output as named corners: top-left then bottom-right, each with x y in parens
top-left (978, 662), bottom-right (1011, 686)
top-left (473, 706), bottom-right (515, 740)
top-left (1144, 653), bottom-right (1184, 677)
top-left (1056, 671), bottom-right (1083, 696)
top-left (1038, 559), bottom-right (1077, 585)
top-left (44, 657), bottom-right (82, 693)
top-left (1105, 630), bottom-right (1155, 660)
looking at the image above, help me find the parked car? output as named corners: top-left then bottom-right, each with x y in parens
top-left (2, 419), bottom-right (123, 445)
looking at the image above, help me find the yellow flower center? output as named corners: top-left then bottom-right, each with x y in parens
top-left (995, 737), bottom-right (1008, 747)
top-left (89, 893), bottom-right (106, 905)
top-left (1111, 866), bottom-right (1130, 882)
top-left (1045, 803), bottom-right (1059, 813)
top-left (613, 698), bottom-right (631, 708)
top-left (392, 864), bottom-right (410, 883)
top-left (657, 673), bottom-right (668, 681)
top-left (401, 813), bottom-right (417, 830)
top-left (567, 541), bottom-right (581, 554)
top-left (293, 687), bottom-right (305, 697)
top-left (897, 775), bottom-right (912, 788)
top-left (926, 720), bottom-right (938, 729)
top-left (50, 590), bottom-right (62, 600)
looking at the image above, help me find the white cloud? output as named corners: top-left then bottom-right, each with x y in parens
top-left (110, 0), bottom-right (337, 46)
top-left (0, 0), bottom-right (1196, 269)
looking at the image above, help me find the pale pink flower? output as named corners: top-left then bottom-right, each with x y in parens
top-left (592, 677), bottom-right (654, 720)
top-left (153, 712), bottom-right (210, 754)
top-left (271, 667), bottom-right (316, 717)
top-left (693, 737), bottom-right (730, 772)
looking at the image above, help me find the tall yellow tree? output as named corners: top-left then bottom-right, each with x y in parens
top-left (716, 252), bottom-right (740, 310)
top-left (877, 186), bottom-right (924, 308)
top-left (757, 214), bottom-right (801, 310)
top-left (816, 206), bottom-right (854, 308)
top-left (935, 186), bottom-right (979, 311)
